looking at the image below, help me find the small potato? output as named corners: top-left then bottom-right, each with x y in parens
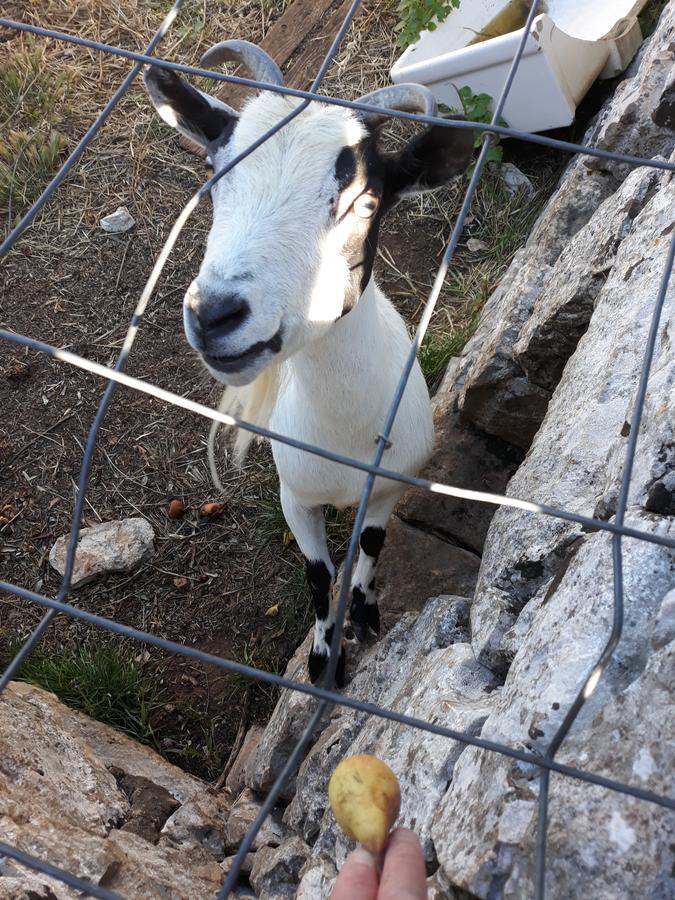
top-left (328, 754), bottom-right (401, 854)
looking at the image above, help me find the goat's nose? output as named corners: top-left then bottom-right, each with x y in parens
top-left (187, 284), bottom-right (250, 341)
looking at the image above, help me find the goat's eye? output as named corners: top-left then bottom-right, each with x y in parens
top-left (353, 193), bottom-right (379, 219)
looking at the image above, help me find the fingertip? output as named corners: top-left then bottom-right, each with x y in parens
top-left (380, 828), bottom-right (426, 900)
top-left (331, 846), bottom-right (379, 900)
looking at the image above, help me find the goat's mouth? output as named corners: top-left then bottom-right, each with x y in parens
top-left (203, 327), bottom-right (283, 375)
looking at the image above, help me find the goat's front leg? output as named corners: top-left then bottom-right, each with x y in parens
top-left (349, 492), bottom-right (399, 642)
top-left (280, 483), bottom-right (346, 687)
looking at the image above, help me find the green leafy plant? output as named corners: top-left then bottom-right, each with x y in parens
top-left (395, 0), bottom-right (460, 49)
top-left (441, 87), bottom-right (508, 166)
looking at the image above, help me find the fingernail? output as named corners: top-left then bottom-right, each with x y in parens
top-left (351, 847), bottom-right (376, 868)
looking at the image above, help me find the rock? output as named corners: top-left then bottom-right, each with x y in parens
top-left (226, 726), bottom-right (265, 798)
top-left (513, 164), bottom-right (662, 391)
top-left (283, 597), bottom-right (498, 865)
top-left (432, 572), bottom-right (675, 898)
top-left (500, 162), bottom-right (534, 197)
top-left (457, 0), bottom-right (675, 448)
top-left (470, 156), bottom-right (675, 675)
top-left (0, 681), bottom-right (229, 898)
top-left (466, 237), bottom-right (489, 252)
top-left (296, 858), bottom-right (337, 899)
top-left (397, 376), bottom-right (524, 554)
top-left (225, 788), bottom-right (287, 852)
top-left (246, 630), bottom-right (327, 798)
top-left (111, 769), bottom-right (180, 843)
top-left (49, 517), bottom-right (155, 586)
top-left (250, 836), bottom-right (310, 899)
top-left (99, 205), bottom-right (135, 233)
top-left (220, 852), bottom-right (256, 876)
top-left (375, 517), bottom-right (480, 627)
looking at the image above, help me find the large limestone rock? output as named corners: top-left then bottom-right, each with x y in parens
top-left (236, 6), bottom-right (675, 898)
top-left (0, 681), bottom-right (229, 899)
top-left (457, 2), bottom-right (675, 447)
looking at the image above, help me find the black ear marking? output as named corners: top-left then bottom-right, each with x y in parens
top-left (384, 115), bottom-right (474, 202)
top-left (144, 66), bottom-right (236, 148)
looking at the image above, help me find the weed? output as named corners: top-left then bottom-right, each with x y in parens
top-left (396, 0), bottom-right (459, 48)
top-left (0, 43), bottom-right (72, 223)
top-left (419, 300), bottom-right (482, 390)
top-left (638, 0), bottom-right (668, 38)
top-left (0, 639), bottom-right (164, 744)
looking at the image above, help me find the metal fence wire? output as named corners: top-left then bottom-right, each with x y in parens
top-left (0, 0), bottom-right (674, 897)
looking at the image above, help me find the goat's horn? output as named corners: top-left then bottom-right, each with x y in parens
top-left (200, 40), bottom-right (284, 87)
top-left (356, 84), bottom-right (438, 124)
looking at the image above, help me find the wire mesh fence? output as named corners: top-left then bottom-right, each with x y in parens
top-left (0, 1), bottom-right (673, 898)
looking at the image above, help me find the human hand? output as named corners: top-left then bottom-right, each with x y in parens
top-left (331, 828), bottom-right (426, 900)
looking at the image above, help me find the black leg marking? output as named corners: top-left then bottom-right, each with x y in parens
top-left (365, 601), bottom-right (380, 635)
top-left (306, 559), bottom-right (332, 620)
top-left (350, 586), bottom-right (369, 642)
top-left (368, 577), bottom-right (376, 592)
top-left (308, 629), bottom-right (346, 688)
top-left (360, 526), bottom-right (386, 561)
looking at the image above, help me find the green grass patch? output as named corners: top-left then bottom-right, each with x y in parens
top-left (419, 299), bottom-right (483, 391)
top-left (638, 0), bottom-right (668, 38)
top-left (0, 640), bottom-right (164, 744)
top-left (0, 43), bottom-right (71, 222)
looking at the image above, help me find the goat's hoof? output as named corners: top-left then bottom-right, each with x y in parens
top-left (350, 601), bottom-right (381, 643)
top-left (308, 645), bottom-right (346, 688)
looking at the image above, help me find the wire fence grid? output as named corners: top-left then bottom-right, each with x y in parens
top-left (0, 1), bottom-right (673, 898)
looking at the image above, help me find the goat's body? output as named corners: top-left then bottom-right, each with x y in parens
top-left (270, 279), bottom-right (433, 510)
top-left (144, 52), bottom-right (472, 684)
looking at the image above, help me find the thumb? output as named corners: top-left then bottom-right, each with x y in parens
top-left (331, 847), bottom-right (379, 900)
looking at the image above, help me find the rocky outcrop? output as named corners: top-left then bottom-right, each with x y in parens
top-left (0, 681), bottom-right (231, 898)
top-left (226, 5), bottom-right (675, 898)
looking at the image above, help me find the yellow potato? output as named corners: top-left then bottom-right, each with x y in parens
top-left (328, 754), bottom-right (401, 854)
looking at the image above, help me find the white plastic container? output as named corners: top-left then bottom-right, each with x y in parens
top-left (391, 0), bottom-right (649, 133)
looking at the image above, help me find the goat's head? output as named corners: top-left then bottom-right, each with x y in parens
top-left (144, 42), bottom-right (474, 386)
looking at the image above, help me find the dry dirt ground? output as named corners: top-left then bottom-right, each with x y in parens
top-left (0, 0), bottom-right (562, 777)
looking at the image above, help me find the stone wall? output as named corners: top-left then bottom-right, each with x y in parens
top-left (230, 5), bottom-right (675, 897)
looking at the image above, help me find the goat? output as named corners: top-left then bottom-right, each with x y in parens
top-left (144, 41), bottom-right (473, 685)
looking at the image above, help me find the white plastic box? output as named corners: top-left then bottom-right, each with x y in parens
top-left (391, 0), bottom-right (649, 133)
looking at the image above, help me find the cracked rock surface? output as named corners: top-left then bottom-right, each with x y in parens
top-left (232, 6), bottom-right (675, 897)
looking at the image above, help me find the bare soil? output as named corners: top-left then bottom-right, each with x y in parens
top-left (0, 0), bottom-right (562, 778)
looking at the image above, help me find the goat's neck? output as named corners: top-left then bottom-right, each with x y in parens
top-left (284, 278), bottom-right (382, 391)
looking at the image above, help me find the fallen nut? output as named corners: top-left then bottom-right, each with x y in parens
top-left (199, 501), bottom-right (226, 519)
top-left (167, 499), bottom-right (186, 519)
top-left (328, 754), bottom-right (401, 855)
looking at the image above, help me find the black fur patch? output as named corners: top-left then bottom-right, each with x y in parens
top-left (350, 585), bottom-right (367, 626)
top-left (360, 526), bottom-right (386, 560)
top-left (308, 643), bottom-right (346, 687)
top-left (146, 67), bottom-right (235, 146)
top-left (306, 559), bottom-right (332, 620)
top-left (365, 601), bottom-right (380, 635)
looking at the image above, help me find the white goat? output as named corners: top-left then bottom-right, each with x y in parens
top-left (144, 41), bottom-right (473, 684)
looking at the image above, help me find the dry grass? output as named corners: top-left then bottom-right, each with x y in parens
top-left (0, 0), bottom-right (560, 775)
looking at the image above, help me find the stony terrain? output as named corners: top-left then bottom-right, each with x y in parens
top-left (1, 3), bottom-right (674, 899)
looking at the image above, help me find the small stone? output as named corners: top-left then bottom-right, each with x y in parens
top-left (226, 726), bottom-right (265, 798)
top-left (500, 162), bottom-right (535, 197)
top-left (100, 206), bottom-right (135, 233)
top-left (250, 837), bottom-right (309, 900)
top-left (225, 788), bottom-right (287, 852)
top-left (466, 238), bottom-right (488, 252)
top-left (49, 517), bottom-right (155, 587)
top-left (220, 852), bottom-right (256, 877)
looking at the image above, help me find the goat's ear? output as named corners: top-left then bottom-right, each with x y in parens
top-left (144, 66), bottom-right (237, 150)
top-left (384, 116), bottom-right (474, 203)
